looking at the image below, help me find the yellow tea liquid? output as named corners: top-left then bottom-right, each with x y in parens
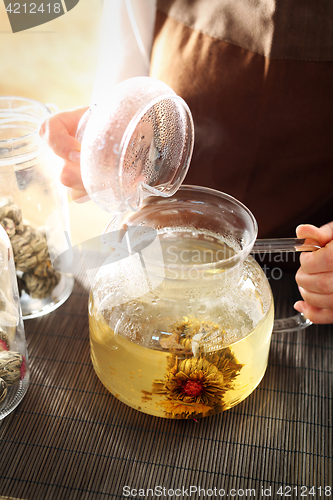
top-left (89, 299), bottom-right (273, 418)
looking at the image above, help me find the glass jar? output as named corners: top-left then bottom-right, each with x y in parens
top-left (0, 96), bottom-right (74, 319)
top-left (0, 225), bottom-right (29, 419)
top-left (88, 186), bottom-right (274, 419)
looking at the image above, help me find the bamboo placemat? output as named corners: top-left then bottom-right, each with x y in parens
top-left (0, 261), bottom-right (332, 499)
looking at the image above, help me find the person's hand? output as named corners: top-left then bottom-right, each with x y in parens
top-left (39, 106), bottom-right (89, 202)
top-left (294, 222), bottom-right (333, 323)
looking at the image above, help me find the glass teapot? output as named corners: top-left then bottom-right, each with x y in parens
top-left (88, 187), bottom-right (277, 418)
top-left (78, 77), bottom-right (316, 419)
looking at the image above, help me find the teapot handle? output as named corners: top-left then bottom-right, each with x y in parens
top-left (252, 237), bottom-right (321, 253)
top-left (252, 237), bottom-right (321, 333)
top-left (273, 313), bottom-right (312, 333)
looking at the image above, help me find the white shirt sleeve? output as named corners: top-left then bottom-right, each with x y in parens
top-left (92, 0), bottom-right (157, 104)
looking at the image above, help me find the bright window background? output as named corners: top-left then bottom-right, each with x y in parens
top-left (0, 0), bottom-right (103, 109)
top-left (0, 0), bottom-right (111, 247)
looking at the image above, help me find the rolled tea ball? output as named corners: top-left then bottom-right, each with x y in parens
top-left (0, 377), bottom-right (7, 404)
top-left (23, 270), bottom-right (61, 299)
top-left (0, 351), bottom-right (24, 385)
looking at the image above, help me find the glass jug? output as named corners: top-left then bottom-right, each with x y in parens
top-left (88, 187), bottom-right (275, 419)
top-left (0, 97), bottom-right (74, 319)
top-left (0, 224), bottom-right (29, 419)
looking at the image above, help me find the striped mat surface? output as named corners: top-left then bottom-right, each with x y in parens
top-left (0, 258), bottom-right (332, 499)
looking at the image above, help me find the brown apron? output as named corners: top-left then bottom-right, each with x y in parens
top-left (150, 0), bottom-right (333, 237)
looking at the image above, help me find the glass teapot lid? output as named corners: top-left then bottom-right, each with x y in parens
top-left (77, 77), bottom-right (194, 213)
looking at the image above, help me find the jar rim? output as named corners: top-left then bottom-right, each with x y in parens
top-left (0, 96), bottom-right (51, 161)
top-left (0, 96), bottom-right (51, 146)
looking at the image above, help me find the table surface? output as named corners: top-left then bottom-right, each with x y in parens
top-left (0, 262), bottom-right (332, 500)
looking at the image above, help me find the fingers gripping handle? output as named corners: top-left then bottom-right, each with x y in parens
top-left (252, 238), bottom-right (320, 333)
